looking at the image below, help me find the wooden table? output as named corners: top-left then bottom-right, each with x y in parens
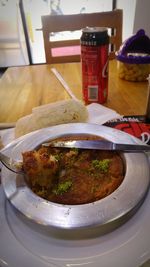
top-left (0, 60), bottom-right (149, 124)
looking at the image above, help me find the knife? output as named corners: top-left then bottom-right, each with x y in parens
top-left (42, 140), bottom-right (150, 152)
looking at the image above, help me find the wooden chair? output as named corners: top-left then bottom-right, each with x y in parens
top-left (41, 9), bottom-right (123, 64)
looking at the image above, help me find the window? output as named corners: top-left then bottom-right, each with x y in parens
top-left (22, 0), bottom-right (113, 64)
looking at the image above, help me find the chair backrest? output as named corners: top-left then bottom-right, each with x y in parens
top-left (41, 9), bottom-right (123, 64)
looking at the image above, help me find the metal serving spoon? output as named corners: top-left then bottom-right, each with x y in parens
top-left (0, 152), bottom-right (23, 174)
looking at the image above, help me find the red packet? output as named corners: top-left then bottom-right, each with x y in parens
top-left (104, 116), bottom-right (150, 145)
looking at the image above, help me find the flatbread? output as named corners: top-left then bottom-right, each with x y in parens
top-left (15, 99), bottom-right (88, 138)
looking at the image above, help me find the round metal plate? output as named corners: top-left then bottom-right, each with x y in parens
top-left (1, 123), bottom-right (150, 230)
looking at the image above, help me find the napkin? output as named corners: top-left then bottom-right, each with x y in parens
top-left (87, 103), bottom-right (122, 124)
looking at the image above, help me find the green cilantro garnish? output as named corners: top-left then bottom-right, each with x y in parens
top-left (53, 180), bottom-right (72, 195)
top-left (92, 159), bottom-right (111, 173)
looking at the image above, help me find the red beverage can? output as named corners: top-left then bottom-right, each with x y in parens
top-left (81, 27), bottom-right (109, 104)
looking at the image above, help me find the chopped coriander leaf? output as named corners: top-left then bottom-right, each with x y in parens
top-left (53, 180), bottom-right (73, 195)
top-left (92, 159), bottom-right (111, 173)
top-left (54, 154), bottom-right (61, 161)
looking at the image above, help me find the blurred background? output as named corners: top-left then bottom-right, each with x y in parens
top-left (0, 0), bottom-right (149, 67)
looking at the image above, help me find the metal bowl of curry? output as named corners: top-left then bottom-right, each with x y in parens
top-left (1, 123), bottom-right (150, 230)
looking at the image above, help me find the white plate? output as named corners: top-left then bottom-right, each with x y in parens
top-left (0, 182), bottom-right (150, 267)
top-left (0, 123), bottom-right (150, 267)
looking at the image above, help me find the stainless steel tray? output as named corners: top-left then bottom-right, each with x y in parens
top-left (1, 123), bottom-right (150, 230)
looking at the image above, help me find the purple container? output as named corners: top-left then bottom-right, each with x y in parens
top-left (116, 29), bottom-right (150, 81)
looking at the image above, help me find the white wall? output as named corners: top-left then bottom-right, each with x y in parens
top-left (133, 0), bottom-right (150, 38)
top-left (0, 0), bottom-right (29, 67)
top-left (116, 0), bottom-right (137, 41)
top-left (117, 0), bottom-right (150, 42)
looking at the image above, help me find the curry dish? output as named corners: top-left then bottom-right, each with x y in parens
top-left (22, 136), bottom-right (124, 205)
